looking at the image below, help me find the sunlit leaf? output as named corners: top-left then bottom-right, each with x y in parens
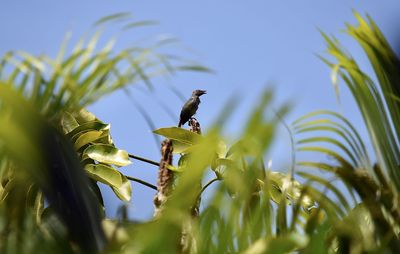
top-left (83, 144), bottom-right (131, 167)
top-left (85, 164), bottom-right (124, 188)
top-left (212, 158), bottom-right (237, 170)
top-left (266, 171), bottom-right (314, 210)
top-left (67, 121), bottom-right (110, 139)
top-left (74, 130), bottom-right (103, 150)
top-left (85, 164), bottom-right (132, 202)
top-left (153, 127), bottom-right (202, 145)
top-left (243, 233), bottom-right (309, 254)
top-left (111, 175), bottom-right (132, 202)
top-left (102, 219), bottom-right (129, 242)
top-left (166, 165), bottom-right (183, 172)
top-left (73, 108), bottom-right (97, 124)
top-left (171, 140), bottom-right (191, 154)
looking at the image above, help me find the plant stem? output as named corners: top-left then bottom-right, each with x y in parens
top-left (128, 153), bottom-right (160, 167)
top-left (272, 109), bottom-right (295, 180)
top-left (126, 175), bottom-right (157, 190)
top-left (198, 178), bottom-right (220, 199)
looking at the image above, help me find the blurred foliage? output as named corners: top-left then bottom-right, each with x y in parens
top-left (295, 12), bottom-right (400, 253)
top-left (0, 13), bottom-right (208, 253)
top-left (0, 10), bottom-right (400, 254)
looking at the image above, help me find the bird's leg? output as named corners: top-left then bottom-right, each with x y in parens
top-left (188, 117), bottom-right (197, 126)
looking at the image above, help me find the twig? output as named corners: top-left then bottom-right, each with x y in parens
top-left (272, 109), bottom-right (295, 180)
top-left (197, 178), bottom-right (220, 200)
top-left (126, 175), bottom-right (157, 190)
top-left (128, 153), bottom-right (160, 167)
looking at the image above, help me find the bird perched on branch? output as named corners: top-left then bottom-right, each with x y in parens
top-left (178, 90), bottom-right (206, 127)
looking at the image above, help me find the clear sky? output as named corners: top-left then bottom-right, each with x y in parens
top-left (2, 1), bottom-right (400, 220)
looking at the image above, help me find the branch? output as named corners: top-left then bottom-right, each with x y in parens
top-left (128, 153), bottom-right (160, 167)
top-left (197, 178), bottom-right (220, 200)
top-left (272, 109), bottom-right (295, 180)
top-left (126, 175), bottom-right (157, 190)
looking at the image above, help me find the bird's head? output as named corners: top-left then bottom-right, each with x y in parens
top-left (192, 90), bottom-right (207, 97)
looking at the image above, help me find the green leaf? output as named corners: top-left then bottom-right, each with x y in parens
top-left (123, 20), bottom-right (159, 30)
top-left (166, 165), bottom-right (183, 172)
top-left (266, 171), bottom-right (314, 210)
top-left (298, 171), bottom-right (351, 212)
top-left (67, 121), bottom-right (110, 139)
top-left (74, 130), bottom-right (104, 150)
top-left (243, 233), bottom-right (309, 254)
top-left (216, 140), bottom-right (227, 157)
top-left (173, 139), bottom-right (226, 156)
top-left (102, 219), bottom-right (129, 242)
top-left (277, 187), bottom-right (288, 235)
top-left (111, 175), bottom-right (132, 202)
top-left (85, 164), bottom-right (124, 188)
top-left (85, 164), bottom-right (132, 202)
top-left (93, 12), bottom-right (132, 27)
top-left (177, 64), bottom-right (214, 73)
top-left (83, 144), bottom-right (131, 167)
top-left (212, 158), bottom-right (237, 171)
top-left (171, 140), bottom-right (191, 154)
top-left (153, 127), bottom-right (202, 145)
top-left (61, 112), bottom-right (79, 134)
top-left (73, 108), bottom-right (96, 124)
top-left (91, 129), bottom-right (113, 145)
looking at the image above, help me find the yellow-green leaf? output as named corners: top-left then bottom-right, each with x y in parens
top-left (61, 112), bottom-right (79, 134)
top-left (85, 164), bottom-right (132, 202)
top-left (85, 164), bottom-right (123, 187)
top-left (153, 127), bottom-right (202, 145)
top-left (74, 130), bottom-right (103, 150)
top-left (213, 158), bottom-right (237, 169)
top-left (111, 175), bottom-right (132, 202)
top-left (243, 233), bottom-right (309, 254)
top-left (266, 171), bottom-right (314, 210)
top-left (67, 121), bottom-right (110, 139)
top-left (73, 108), bottom-right (96, 124)
top-left (171, 140), bottom-right (191, 154)
top-left (166, 165), bottom-right (183, 172)
top-left (83, 144), bottom-right (131, 167)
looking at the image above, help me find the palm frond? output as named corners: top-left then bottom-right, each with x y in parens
top-left (295, 13), bottom-right (400, 252)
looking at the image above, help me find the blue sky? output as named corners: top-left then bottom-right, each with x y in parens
top-left (2, 1), bottom-right (400, 220)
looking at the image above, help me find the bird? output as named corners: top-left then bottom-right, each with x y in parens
top-left (178, 90), bottom-right (206, 127)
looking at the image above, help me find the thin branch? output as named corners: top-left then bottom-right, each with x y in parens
top-left (126, 175), bottom-right (157, 190)
top-left (272, 108), bottom-right (295, 180)
top-left (128, 153), bottom-right (160, 167)
top-left (197, 178), bottom-right (220, 200)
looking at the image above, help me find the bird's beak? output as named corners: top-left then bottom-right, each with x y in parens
top-left (199, 90), bottom-right (207, 96)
